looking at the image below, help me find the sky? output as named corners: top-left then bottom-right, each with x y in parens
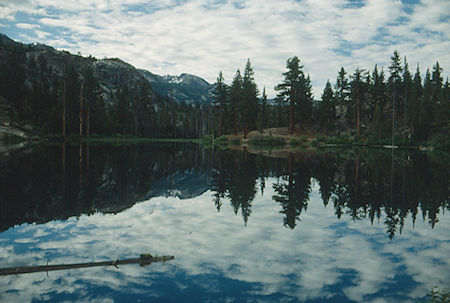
top-left (1, 0), bottom-right (449, 98)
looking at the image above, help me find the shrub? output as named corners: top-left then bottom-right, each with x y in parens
top-left (326, 132), bottom-right (352, 144)
top-left (215, 135), bottom-right (229, 144)
top-left (290, 138), bottom-right (301, 146)
top-left (316, 134), bottom-right (327, 143)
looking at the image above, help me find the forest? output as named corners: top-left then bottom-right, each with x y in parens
top-left (0, 34), bottom-right (448, 148)
top-left (211, 53), bottom-right (449, 148)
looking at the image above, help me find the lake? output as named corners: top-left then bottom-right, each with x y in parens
top-left (0, 143), bottom-right (449, 302)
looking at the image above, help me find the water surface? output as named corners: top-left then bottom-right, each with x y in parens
top-left (0, 144), bottom-right (449, 302)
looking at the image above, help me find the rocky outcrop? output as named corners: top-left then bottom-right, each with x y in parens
top-left (139, 69), bottom-right (213, 104)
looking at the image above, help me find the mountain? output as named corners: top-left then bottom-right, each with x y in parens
top-left (138, 69), bottom-right (214, 104)
top-left (0, 33), bottom-right (213, 139)
top-left (145, 169), bottom-right (211, 200)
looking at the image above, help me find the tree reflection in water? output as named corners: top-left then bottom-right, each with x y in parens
top-left (210, 148), bottom-right (449, 237)
top-left (0, 144), bottom-right (448, 238)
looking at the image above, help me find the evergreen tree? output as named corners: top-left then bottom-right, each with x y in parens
top-left (212, 71), bottom-right (228, 136)
top-left (402, 58), bottom-right (413, 138)
top-left (369, 65), bottom-right (387, 116)
top-left (369, 65), bottom-right (389, 139)
top-left (257, 87), bottom-right (268, 134)
top-left (409, 64), bottom-right (423, 140)
top-left (275, 56), bottom-right (304, 133)
top-left (241, 59), bottom-right (259, 138)
top-left (348, 67), bottom-right (367, 135)
top-left (416, 69), bottom-right (433, 141)
top-left (301, 74), bottom-right (314, 123)
top-left (334, 67), bottom-right (350, 130)
top-left (229, 69), bottom-right (243, 135)
top-left (316, 80), bottom-right (335, 133)
top-left (431, 62), bottom-right (448, 134)
top-left (388, 50), bottom-right (403, 144)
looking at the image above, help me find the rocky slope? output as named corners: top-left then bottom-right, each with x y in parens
top-left (0, 33), bottom-right (213, 139)
top-left (138, 69), bottom-right (213, 104)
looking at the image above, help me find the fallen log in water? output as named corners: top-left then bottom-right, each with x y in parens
top-left (0, 254), bottom-right (174, 276)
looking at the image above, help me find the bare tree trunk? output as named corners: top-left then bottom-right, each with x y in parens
top-left (356, 87), bottom-right (360, 136)
top-left (289, 99), bottom-right (294, 134)
top-left (62, 79), bottom-right (66, 141)
top-left (79, 143), bottom-right (83, 186)
top-left (218, 110), bottom-right (222, 136)
top-left (392, 89), bottom-right (395, 146)
top-left (244, 122), bottom-right (248, 139)
top-left (86, 103), bottom-right (90, 137)
top-left (79, 82), bottom-right (84, 137)
top-left (354, 154), bottom-right (359, 198)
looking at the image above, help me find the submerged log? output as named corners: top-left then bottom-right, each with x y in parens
top-left (0, 254), bottom-right (174, 276)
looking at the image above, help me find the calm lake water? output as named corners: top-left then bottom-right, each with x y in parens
top-left (0, 143), bottom-right (449, 302)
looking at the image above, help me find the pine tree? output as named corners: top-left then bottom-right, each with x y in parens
top-left (241, 59), bottom-right (259, 138)
top-left (368, 65), bottom-right (388, 139)
top-left (275, 56), bottom-right (304, 134)
top-left (230, 69), bottom-right (243, 135)
top-left (402, 57), bottom-right (412, 138)
top-left (431, 62), bottom-right (448, 133)
top-left (301, 74), bottom-right (314, 123)
top-left (409, 64), bottom-right (423, 140)
top-left (212, 71), bottom-right (228, 136)
top-left (416, 68), bottom-right (432, 141)
top-left (334, 67), bottom-right (350, 130)
top-left (317, 80), bottom-right (335, 133)
top-left (349, 67), bottom-right (366, 135)
top-left (388, 50), bottom-right (403, 145)
top-left (369, 65), bottom-right (387, 116)
top-left (257, 87), bottom-right (268, 134)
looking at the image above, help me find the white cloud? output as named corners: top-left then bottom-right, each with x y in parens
top-left (15, 22), bottom-right (40, 29)
top-left (1, 0), bottom-right (449, 98)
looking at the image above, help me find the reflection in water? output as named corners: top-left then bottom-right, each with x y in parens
top-left (209, 148), bottom-right (449, 237)
top-left (0, 143), bottom-right (449, 302)
top-left (1, 144), bottom-right (449, 237)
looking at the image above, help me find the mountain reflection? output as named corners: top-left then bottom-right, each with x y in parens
top-left (1, 144), bottom-right (448, 238)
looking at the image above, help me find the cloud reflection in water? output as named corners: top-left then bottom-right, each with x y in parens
top-left (0, 179), bottom-right (449, 302)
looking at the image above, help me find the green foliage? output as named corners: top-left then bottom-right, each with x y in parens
top-left (202, 134), bottom-right (214, 146)
top-left (215, 135), bottom-right (229, 144)
top-left (290, 135), bottom-right (309, 147)
top-left (316, 80), bottom-right (336, 132)
top-left (249, 135), bottom-right (285, 146)
top-left (289, 138), bottom-right (301, 146)
top-left (316, 134), bottom-right (327, 143)
top-left (326, 132), bottom-right (353, 145)
top-left (275, 56), bottom-right (313, 131)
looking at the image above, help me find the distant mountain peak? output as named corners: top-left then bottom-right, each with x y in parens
top-left (139, 69), bottom-right (213, 104)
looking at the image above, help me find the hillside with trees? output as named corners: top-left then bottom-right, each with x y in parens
top-left (0, 34), bottom-right (214, 141)
top-left (0, 33), bottom-right (448, 150)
